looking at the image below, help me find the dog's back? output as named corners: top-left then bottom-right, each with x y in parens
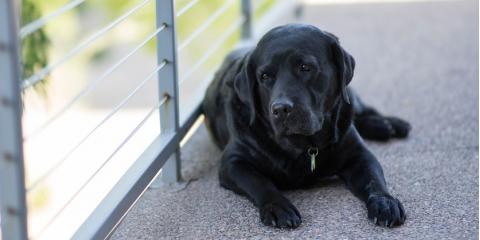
top-left (203, 47), bottom-right (252, 149)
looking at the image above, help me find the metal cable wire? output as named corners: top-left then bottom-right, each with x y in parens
top-left (20, 0), bottom-right (86, 39)
top-left (22, 0), bottom-right (153, 89)
top-left (26, 60), bottom-right (167, 193)
top-left (33, 97), bottom-right (168, 239)
top-left (24, 24), bottom-right (167, 141)
top-left (176, 0), bottom-right (202, 17)
top-left (177, 0), bottom-right (236, 52)
top-left (179, 16), bottom-right (245, 85)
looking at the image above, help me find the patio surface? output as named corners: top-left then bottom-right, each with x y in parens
top-left (112, 1), bottom-right (479, 239)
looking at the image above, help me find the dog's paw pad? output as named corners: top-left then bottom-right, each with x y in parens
top-left (367, 194), bottom-right (406, 227)
top-left (260, 201), bottom-right (302, 228)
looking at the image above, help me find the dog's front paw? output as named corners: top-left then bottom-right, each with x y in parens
top-left (260, 198), bottom-right (302, 228)
top-left (367, 194), bottom-right (406, 227)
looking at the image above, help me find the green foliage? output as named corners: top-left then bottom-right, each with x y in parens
top-left (21, 0), bottom-right (50, 93)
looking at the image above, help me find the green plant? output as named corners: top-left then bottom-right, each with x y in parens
top-left (21, 0), bottom-right (50, 94)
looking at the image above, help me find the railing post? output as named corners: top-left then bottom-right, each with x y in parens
top-left (155, 0), bottom-right (182, 184)
top-left (241, 0), bottom-right (252, 40)
top-left (0, 1), bottom-right (29, 240)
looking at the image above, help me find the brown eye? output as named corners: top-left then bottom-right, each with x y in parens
top-left (261, 73), bottom-right (270, 80)
top-left (300, 64), bottom-right (311, 72)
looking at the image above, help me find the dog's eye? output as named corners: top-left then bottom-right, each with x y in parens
top-left (261, 73), bottom-right (270, 80)
top-left (300, 64), bottom-right (311, 72)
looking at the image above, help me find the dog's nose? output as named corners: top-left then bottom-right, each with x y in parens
top-left (271, 100), bottom-right (293, 118)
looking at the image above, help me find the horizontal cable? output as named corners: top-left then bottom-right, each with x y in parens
top-left (180, 16), bottom-right (245, 85)
top-left (34, 97), bottom-right (168, 239)
top-left (176, 0), bottom-right (202, 17)
top-left (177, 0), bottom-right (236, 52)
top-left (22, 0), bottom-right (153, 89)
top-left (24, 24), bottom-right (166, 141)
top-left (20, 0), bottom-right (86, 39)
top-left (26, 60), bottom-right (167, 193)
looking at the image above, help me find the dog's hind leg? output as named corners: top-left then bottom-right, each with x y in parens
top-left (349, 88), bottom-right (411, 141)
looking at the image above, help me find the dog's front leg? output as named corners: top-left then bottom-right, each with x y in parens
top-left (219, 151), bottom-right (301, 228)
top-left (337, 126), bottom-right (406, 227)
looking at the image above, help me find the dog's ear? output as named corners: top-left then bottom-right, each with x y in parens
top-left (234, 54), bottom-right (257, 125)
top-left (330, 99), bottom-right (354, 144)
top-left (330, 37), bottom-right (355, 104)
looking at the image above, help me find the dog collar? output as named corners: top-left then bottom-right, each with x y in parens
top-left (307, 147), bottom-right (319, 172)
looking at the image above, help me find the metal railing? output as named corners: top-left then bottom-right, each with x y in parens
top-left (0, 1), bottom-right (28, 240)
top-left (0, 0), bottom-right (298, 239)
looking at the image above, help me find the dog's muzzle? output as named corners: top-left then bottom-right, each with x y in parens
top-left (270, 100), bottom-right (323, 136)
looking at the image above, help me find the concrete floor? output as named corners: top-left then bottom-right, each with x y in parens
top-left (112, 1), bottom-right (478, 239)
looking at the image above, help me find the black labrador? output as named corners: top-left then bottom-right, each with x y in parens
top-left (202, 24), bottom-right (411, 229)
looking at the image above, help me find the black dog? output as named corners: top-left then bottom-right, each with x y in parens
top-left (202, 24), bottom-right (410, 229)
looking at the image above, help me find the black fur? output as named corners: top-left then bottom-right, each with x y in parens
top-left (203, 24), bottom-right (410, 229)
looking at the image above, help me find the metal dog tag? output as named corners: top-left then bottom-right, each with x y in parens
top-left (308, 147), bottom-right (319, 172)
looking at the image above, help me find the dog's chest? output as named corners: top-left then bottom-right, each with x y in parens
top-left (269, 151), bottom-right (336, 189)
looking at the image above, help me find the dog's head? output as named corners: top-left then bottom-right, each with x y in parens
top-left (234, 24), bottom-right (355, 137)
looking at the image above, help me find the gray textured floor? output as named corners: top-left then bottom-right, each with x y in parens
top-left (112, 1), bottom-right (479, 239)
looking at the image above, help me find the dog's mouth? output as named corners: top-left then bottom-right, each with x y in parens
top-left (271, 111), bottom-right (323, 137)
top-left (283, 127), bottom-right (317, 136)
top-left (274, 119), bottom-right (323, 137)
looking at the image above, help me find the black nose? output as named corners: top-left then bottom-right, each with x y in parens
top-left (271, 99), bottom-right (293, 118)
